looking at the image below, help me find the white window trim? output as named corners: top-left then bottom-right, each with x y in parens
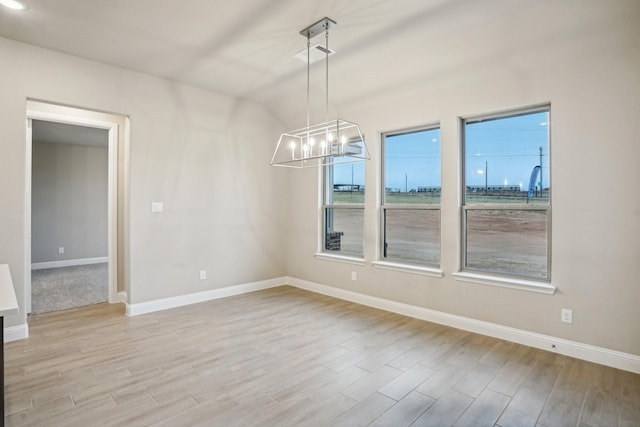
top-left (461, 105), bottom-right (551, 281)
top-left (314, 252), bottom-right (367, 265)
top-left (453, 271), bottom-right (556, 295)
top-left (372, 260), bottom-right (443, 278)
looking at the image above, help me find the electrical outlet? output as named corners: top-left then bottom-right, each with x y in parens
top-left (58, 247), bottom-right (64, 254)
top-left (561, 308), bottom-right (573, 324)
top-left (199, 270), bottom-right (207, 280)
top-left (351, 271), bottom-right (357, 281)
top-left (151, 202), bottom-right (164, 213)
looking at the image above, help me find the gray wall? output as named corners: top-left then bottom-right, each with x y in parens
top-left (31, 141), bottom-right (108, 264)
top-left (0, 36), bottom-right (288, 329)
top-left (286, 15), bottom-right (640, 356)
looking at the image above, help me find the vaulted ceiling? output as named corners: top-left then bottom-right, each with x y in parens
top-left (1, 0), bottom-right (638, 126)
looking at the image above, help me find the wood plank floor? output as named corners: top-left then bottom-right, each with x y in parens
top-left (4, 286), bottom-right (640, 426)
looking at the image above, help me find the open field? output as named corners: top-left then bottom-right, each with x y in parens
top-left (384, 209), bottom-right (440, 265)
top-left (332, 190), bottom-right (549, 206)
top-left (326, 204), bottom-right (547, 278)
top-left (466, 210), bottom-right (547, 278)
top-left (326, 208), bottom-right (365, 257)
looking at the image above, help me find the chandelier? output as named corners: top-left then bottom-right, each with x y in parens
top-left (271, 17), bottom-right (369, 168)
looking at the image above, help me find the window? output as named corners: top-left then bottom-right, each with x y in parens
top-left (381, 126), bottom-right (441, 267)
top-left (462, 106), bottom-right (550, 280)
top-left (322, 159), bottom-right (365, 258)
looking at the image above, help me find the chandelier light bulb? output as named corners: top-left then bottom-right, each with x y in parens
top-left (290, 141), bottom-right (296, 160)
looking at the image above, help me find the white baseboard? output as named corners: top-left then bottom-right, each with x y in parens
top-left (125, 277), bottom-right (285, 317)
top-left (286, 277), bottom-right (640, 374)
top-left (99, 273), bottom-right (640, 374)
top-left (4, 323), bottom-right (29, 343)
top-left (117, 291), bottom-right (128, 303)
top-left (31, 257), bottom-right (108, 270)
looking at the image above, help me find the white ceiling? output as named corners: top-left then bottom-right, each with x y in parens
top-left (1, 0), bottom-right (638, 126)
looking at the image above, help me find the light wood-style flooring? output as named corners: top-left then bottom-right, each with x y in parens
top-left (5, 286), bottom-right (640, 426)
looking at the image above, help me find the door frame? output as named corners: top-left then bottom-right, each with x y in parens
top-left (25, 104), bottom-right (120, 313)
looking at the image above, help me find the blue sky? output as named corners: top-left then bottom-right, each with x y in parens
top-left (384, 127), bottom-right (441, 191)
top-left (333, 110), bottom-right (549, 191)
top-left (465, 111), bottom-right (549, 191)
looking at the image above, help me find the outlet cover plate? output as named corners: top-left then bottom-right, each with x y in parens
top-left (561, 308), bottom-right (573, 324)
top-left (151, 202), bottom-right (164, 213)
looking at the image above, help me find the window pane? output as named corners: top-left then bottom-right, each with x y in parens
top-left (328, 160), bottom-right (365, 204)
top-left (385, 128), bottom-right (440, 204)
top-left (384, 209), bottom-right (440, 266)
top-left (325, 208), bottom-right (364, 257)
top-left (465, 110), bottom-right (549, 205)
top-left (465, 209), bottom-right (548, 279)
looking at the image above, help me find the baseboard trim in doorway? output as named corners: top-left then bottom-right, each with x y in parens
top-left (31, 257), bottom-right (109, 270)
top-left (125, 277), bottom-right (285, 317)
top-left (117, 291), bottom-right (128, 303)
top-left (4, 323), bottom-right (28, 343)
top-left (286, 277), bottom-right (640, 374)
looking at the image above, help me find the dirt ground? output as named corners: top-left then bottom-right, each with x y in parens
top-left (327, 208), bottom-right (547, 278)
top-left (384, 209), bottom-right (440, 265)
top-left (466, 209), bottom-right (547, 278)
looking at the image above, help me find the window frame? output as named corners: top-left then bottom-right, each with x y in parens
top-left (460, 105), bottom-right (552, 283)
top-left (318, 159), bottom-right (366, 262)
top-left (377, 124), bottom-right (442, 271)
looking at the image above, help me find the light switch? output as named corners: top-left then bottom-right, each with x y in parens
top-left (151, 202), bottom-right (163, 213)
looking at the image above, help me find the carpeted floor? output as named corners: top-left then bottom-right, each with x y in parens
top-left (31, 263), bottom-right (108, 314)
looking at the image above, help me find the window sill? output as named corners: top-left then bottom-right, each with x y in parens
top-left (452, 272), bottom-right (556, 295)
top-left (314, 253), bottom-right (367, 266)
top-left (372, 261), bottom-right (443, 278)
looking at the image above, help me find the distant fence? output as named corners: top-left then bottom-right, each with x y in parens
top-left (390, 185), bottom-right (523, 193)
top-left (417, 186), bottom-right (441, 193)
top-left (334, 184), bottom-right (364, 192)
top-left (466, 185), bottom-right (522, 192)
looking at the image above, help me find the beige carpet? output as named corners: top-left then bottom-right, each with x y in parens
top-left (31, 263), bottom-right (108, 314)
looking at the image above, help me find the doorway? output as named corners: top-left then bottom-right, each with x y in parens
top-left (25, 101), bottom-right (127, 314)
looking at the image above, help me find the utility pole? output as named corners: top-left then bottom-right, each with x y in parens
top-left (539, 146), bottom-right (543, 196)
top-left (351, 164), bottom-right (354, 194)
top-left (485, 161), bottom-right (488, 195)
top-left (405, 173), bottom-right (408, 193)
